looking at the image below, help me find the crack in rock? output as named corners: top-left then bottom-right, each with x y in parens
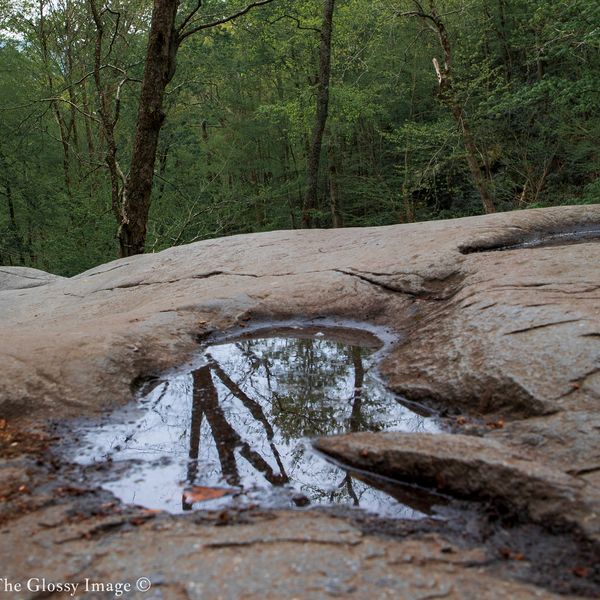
top-left (505, 318), bottom-right (583, 335)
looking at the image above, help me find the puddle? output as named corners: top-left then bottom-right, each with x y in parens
top-left (460, 227), bottom-right (600, 253)
top-left (70, 329), bottom-right (441, 518)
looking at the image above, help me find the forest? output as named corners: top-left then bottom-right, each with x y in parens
top-left (0, 0), bottom-right (598, 276)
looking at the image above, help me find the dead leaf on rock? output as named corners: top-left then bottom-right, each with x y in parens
top-left (183, 486), bottom-right (236, 504)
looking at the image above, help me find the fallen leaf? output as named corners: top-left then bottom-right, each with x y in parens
top-left (499, 548), bottom-right (526, 561)
top-left (183, 486), bottom-right (236, 504)
top-left (55, 486), bottom-right (89, 497)
top-left (0, 419), bottom-right (6, 430)
top-left (573, 567), bottom-right (590, 578)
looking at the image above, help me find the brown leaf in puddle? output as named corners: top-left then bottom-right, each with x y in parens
top-left (55, 486), bottom-right (89, 497)
top-left (183, 486), bottom-right (236, 504)
top-left (573, 567), bottom-right (590, 578)
top-left (499, 548), bottom-right (526, 561)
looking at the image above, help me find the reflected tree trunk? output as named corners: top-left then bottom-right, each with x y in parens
top-left (349, 346), bottom-right (364, 432)
top-left (336, 346), bottom-right (366, 506)
top-left (192, 365), bottom-right (241, 487)
top-left (192, 364), bottom-right (288, 488)
top-left (208, 355), bottom-right (288, 479)
top-left (183, 376), bottom-right (204, 510)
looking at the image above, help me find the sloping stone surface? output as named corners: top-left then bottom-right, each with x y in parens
top-left (1, 204), bottom-right (599, 598)
top-left (0, 266), bottom-right (64, 291)
top-left (314, 432), bottom-right (600, 540)
top-left (1, 204), bottom-right (598, 423)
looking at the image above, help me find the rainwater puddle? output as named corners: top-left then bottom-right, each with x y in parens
top-left (71, 328), bottom-right (441, 519)
top-left (461, 226), bottom-right (600, 253)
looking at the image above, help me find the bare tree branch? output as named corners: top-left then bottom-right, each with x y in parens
top-left (105, 8), bottom-right (121, 60)
top-left (269, 14), bottom-right (320, 33)
top-left (178, 0), bottom-right (276, 43)
top-left (177, 0), bottom-right (202, 34)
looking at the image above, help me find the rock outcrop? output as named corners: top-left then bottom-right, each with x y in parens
top-left (1, 204), bottom-right (599, 597)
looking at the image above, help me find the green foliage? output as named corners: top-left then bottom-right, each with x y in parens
top-left (0, 0), bottom-right (598, 274)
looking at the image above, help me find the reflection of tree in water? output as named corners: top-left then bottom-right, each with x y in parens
top-left (76, 336), bottom-right (439, 515)
top-left (184, 337), bottom-right (412, 510)
top-left (238, 338), bottom-right (383, 437)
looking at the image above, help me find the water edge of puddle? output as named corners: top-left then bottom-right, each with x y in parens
top-left (67, 327), bottom-right (444, 519)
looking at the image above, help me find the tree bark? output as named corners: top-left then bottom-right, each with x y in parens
top-left (302, 0), bottom-right (336, 229)
top-left (118, 0), bottom-right (275, 256)
top-left (412, 1), bottom-right (495, 214)
top-left (89, 0), bottom-right (127, 230)
top-left (39, 0), bottom-right (73, 197)
top-left (327, 143), bottom-right (343, 227)
top-left (1, 173), bottom-right (24, 264)
top-left (118, 0), bottom-right (179, 257)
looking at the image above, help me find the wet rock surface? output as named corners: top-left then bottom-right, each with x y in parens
top-left (314, 432), bottom-right (599, 542)
top-left (1, 204), bottom-right (600, 597)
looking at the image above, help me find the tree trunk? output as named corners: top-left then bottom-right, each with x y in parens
top-left (39, 0), bottom-right (73, 197)
top-left (302, 0), bottom-right (336, 229)
top-left (327, 143), bottom-right (343, 227)
top-left (413, 1), bottom-right (495, 214)
top-left (2, 178), bottom-right (24, 265)
top-left (449, 102), bottom-right (496, 214)
top-left (118, 0), bottom-right (179, 257)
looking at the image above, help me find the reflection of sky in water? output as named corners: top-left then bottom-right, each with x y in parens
top-left (73, 337), bottom-right (440, 518)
